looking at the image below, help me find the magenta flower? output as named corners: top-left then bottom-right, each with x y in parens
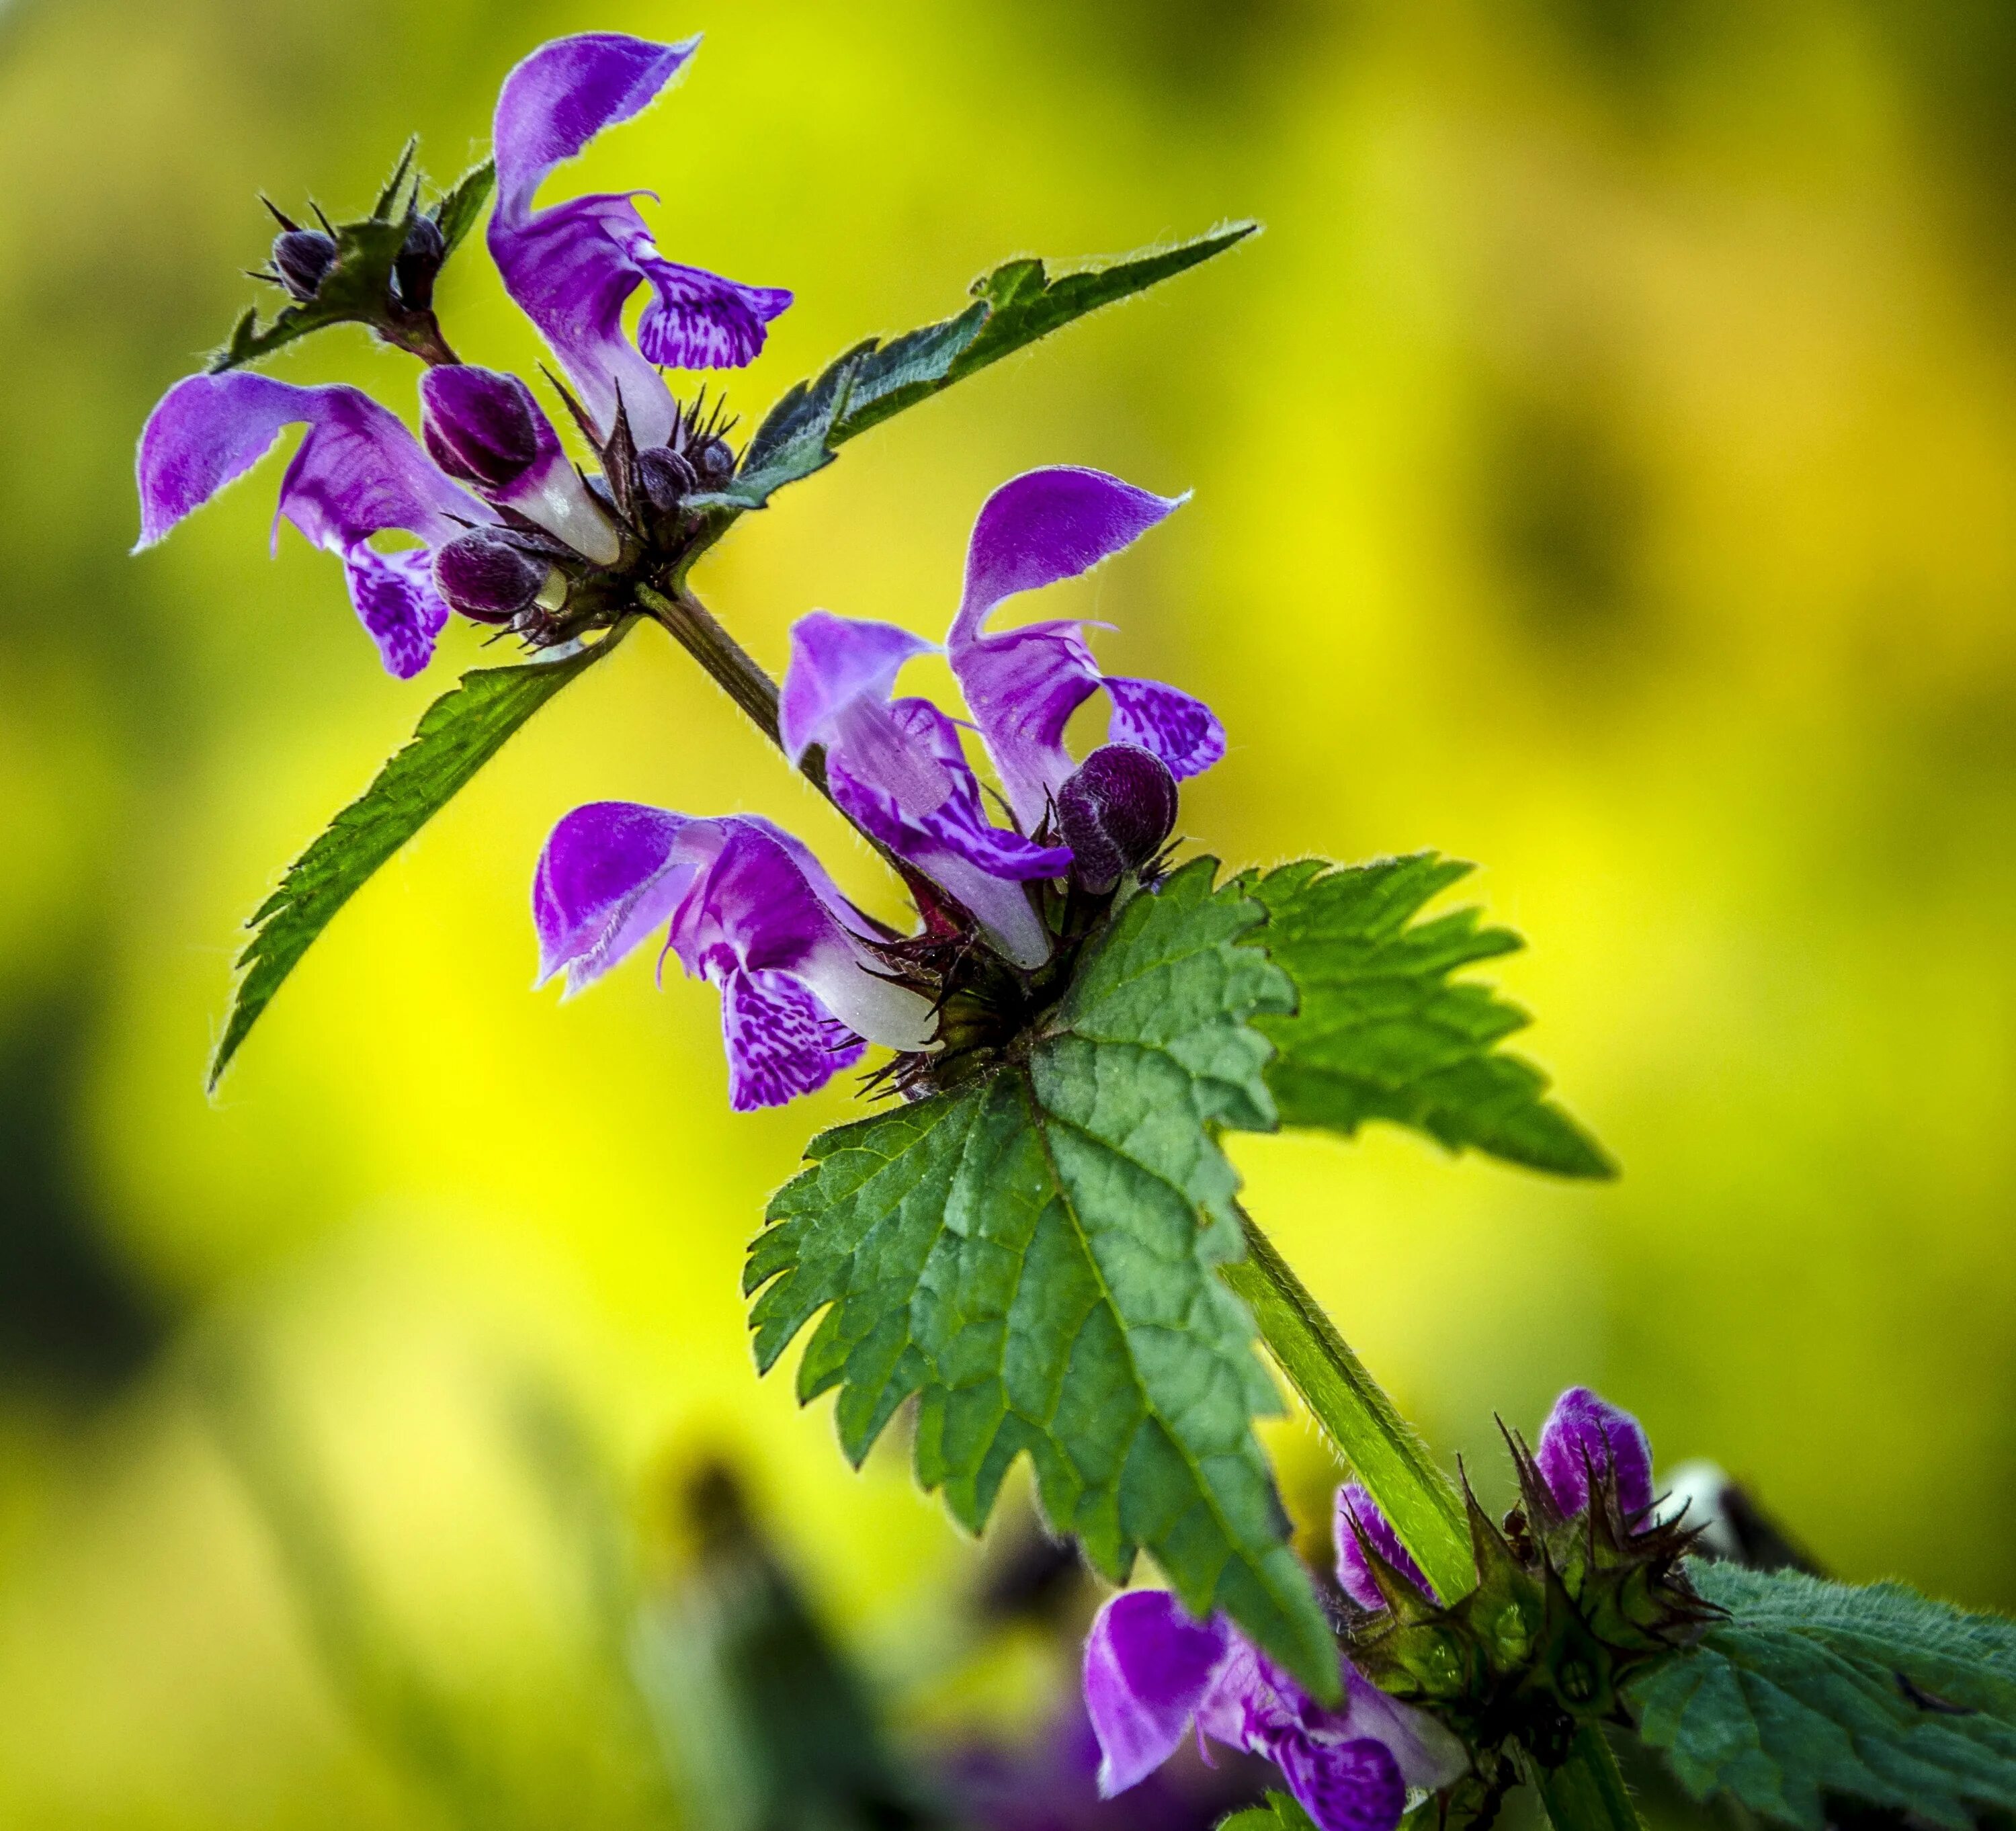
top-left (1083, 1589), bottom-right (1466, 1831)
top-left (532, 802), bottom-right (935, 1111)
top-left (948, 467), bottom-right (1226, 831)
top-left (487, 32), bottom-right (792, 450)
top-left (133, 32), bottom-right (786, 677)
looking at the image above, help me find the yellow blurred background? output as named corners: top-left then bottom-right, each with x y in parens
top-left (3, 0), bottom-right (2015, 1822)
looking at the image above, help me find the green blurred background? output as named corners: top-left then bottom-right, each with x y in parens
top-left (3, 0), bottom-right (2015, 1822)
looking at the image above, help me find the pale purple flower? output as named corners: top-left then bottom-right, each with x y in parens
top-left (132, 372), bottom-right (490, 678)
top-left (1332, 1483), bottom-right (1437, 1613)
top-left (487, 32), bottom-right (792, 450)
top-left (532, 801), bottom-right (935, 1110)
top-left (1534, 1386), bottom-right (1655, 1528)
top-left (1083, 1590), bottom-right (1466, 1831)
top-left (780, 611), bottom-right (1070, 968)
top-left (949, 467), bottom-right (1226, 831)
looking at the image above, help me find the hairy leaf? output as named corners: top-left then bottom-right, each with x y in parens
top-left (745, 861), bottom-right (1338, 1695)
top-left (431, 159), bottom-right (496, 259)
top-left (1218, 1793), bottom-right (1319, 1831)
top-left (209, 626), bottom-right (631, 1089)
top-left (1630, 1562), bottom-right (2016, 1829)
top-left (1243, 857), bottom-right (1612, 1177)
top-left (696, 224), bottom-right (1257, 512)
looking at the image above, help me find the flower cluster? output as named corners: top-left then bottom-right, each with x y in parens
top-left (1083, 1388), bottom-right (1698, 1831)
top-left (132, 32), bottom-right (789, 678)
top-left (534, 465), bottom-right (1224, 1108)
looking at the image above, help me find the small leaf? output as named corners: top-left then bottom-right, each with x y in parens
top-left (209, 626), bottom-right (632, 1089)
top-left (696, 223), bottom-right (1257, 512)
top-left (372, 136), bottom-right (419, 218)
top-left (1244, 856), bottom-right (1613, 1178)
top-left (745, 861), bottom-right (1339, 1697)
top-left (1630, 1561), bottom-right (2016, 1830)
top-left (211, 216), bottom-right (411, 372)
top-left (1218, 1793), bottom-right (1320, 1831)
top-left (432, 159), bottom-right (495, 259)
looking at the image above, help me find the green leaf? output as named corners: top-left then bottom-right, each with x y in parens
top-left (211, 215), bottom-right (413, 373)
top-left (1243, 856), bottom-right (1613, 1178)
top-left (432, 159), bottom-right (495, 259)
top-left (696, 223), bottom-right (1258, 512)
top-left (208, 626), bottom-right (632, 1089)
top-left (1629, 1561), bottom-right (2016, 1830)
top-left (743, 861), bottom-right (1339, 1697)
top-left (1218, 1792), bottom-right (1319, 1831)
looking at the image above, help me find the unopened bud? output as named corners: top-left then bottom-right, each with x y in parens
top-left (393, 213), bottom-right (446, 310)
top-left (271, 228), bottom-right (337, 302)
top-left (421, 366), bottom-right (545, 492)
top-left (691, 435), bottom-right (734, 486)
top-left (636, 445), bottom-right (700, 516)
top-left (433, 529), bottom-right (553, 623)
top-left (1055, 744), bottom-right (1179, 894)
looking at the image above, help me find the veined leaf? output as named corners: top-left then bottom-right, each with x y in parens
top-left (1630, 1561), bottom-right (2016, 1830)
top-left (744, 861), bottom-right (1339, 1697)
top-left (696, 224), bottom-right (1258, 513)
top-left (432, 159), bottom-right (495, 259)
top-left (1243, 857), bottom-right (1613, 1178)
top-left (1218, 1793), bottom-right (1319, 1831)
top-left (208, 626), bottom-right (631, 1089)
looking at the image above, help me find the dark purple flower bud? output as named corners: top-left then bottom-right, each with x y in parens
top-left (393, 212), bottom-right (446, 310)
top-left (1055, 744), bottom-right (1179, 894)
top-left (421, 366), bottom-right (545, 492)
top-left (692, 435), bottom-right (734, 486)
top-left (433, 529), bottom-right (552, 623)
top-left (636, 444), bottom-right (699, 516)
top-left (271, 228), bottom-right (337, 302)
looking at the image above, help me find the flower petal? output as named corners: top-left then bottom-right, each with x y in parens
top-left (1083, 1591), bottom-right (1232, 1798)
top-left (135, 372), bottom-right (479, 553)
top-left (1103, 675), bottom-right (1226, 781)
top-left (952, 466), bottom-right (1185, 646)
top-left (1335, 1666), bottom-right (1470, 1793)
top-left (1273, 1737), bottom-right (1406, 1831)
top-left (1332, 1483), bottom-right (1437, 1611)
top-left (778, 611), bottom-right (939, 765)
top-left (714, 964), bottom-right (865, 1110)
top-left (343, 547), bottom-right (450, 681)
top-left (1536, 1386), bottom-right (1656, 1527)
top-left (532, 800), bottom-right (698, 992)
top-left (489, 32), bottom-right (790, 446)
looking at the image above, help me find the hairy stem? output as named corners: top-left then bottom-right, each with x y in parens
top-left (1535, 1730), bottom-right (1646, 1831)
top-left (1222, 1213), bottom-right (1646, 1830)
top-left (1219, 1206), bottom-right (1474, 1601)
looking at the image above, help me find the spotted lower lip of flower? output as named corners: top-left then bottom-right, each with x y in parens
top-left (487, 32), bottom-right (792, 450)
top-left (1083, 1588), bottom-right (1468, 1831)
top-left (133, 372), bottom-right (490, 678)
top-left (948, 466), bottom-right (1226, 832)
top-left (780, 609), bottom-right (1070, 968)
top-left (533, 800), bottom-right (937, 1110)
top-left (419, 366), bottom-right (621, 566)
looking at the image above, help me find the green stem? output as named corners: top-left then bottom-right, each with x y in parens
top-left (1536, 1729), bottom-right (1646, 1831)
top-left (1220, 1211), bottom-right (1646, 1831)
top-left (1219, 1205), bottom-right (1474, 1602)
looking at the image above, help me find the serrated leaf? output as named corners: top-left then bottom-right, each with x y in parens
top-left (1629, 1562), bottom-right (2016, 1829)
top-left (1243, 856), bottom-right (1613, 1178)
top-left (208, 626), bottom-right (632, 1089)
top-left (432, 159), bottom-right (495, 259)
top-left (744, 861), bottom-right (1339, 1697)
top-left (695, 223), bottom-right (1257, 512)
top-left (210, 216), bottom-right (412, 374)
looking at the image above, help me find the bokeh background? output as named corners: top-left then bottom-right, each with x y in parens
top-left (3, 0), bottom-right (2015, 1823)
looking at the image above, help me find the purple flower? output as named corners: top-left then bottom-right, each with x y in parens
top-left (780, 611), bottom-right (1070, 968)
top-left (949, 468), bottom-right (1226, 831)
top-left (1333, 1484), bottom-right (1437, 1613)
top-left (419, 365), bottom-right (620, 564)
top-left (1083, 1590), bottom-right (1466, 1831)
top-left (488, 32), bottom-right (792, 450)
top-left (133, 372), bottom-right (489, 678)
top-left (1534, 1387), bottom-right (1655, 1529)
top-left (532, 801), bottom-right (935, 1110)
